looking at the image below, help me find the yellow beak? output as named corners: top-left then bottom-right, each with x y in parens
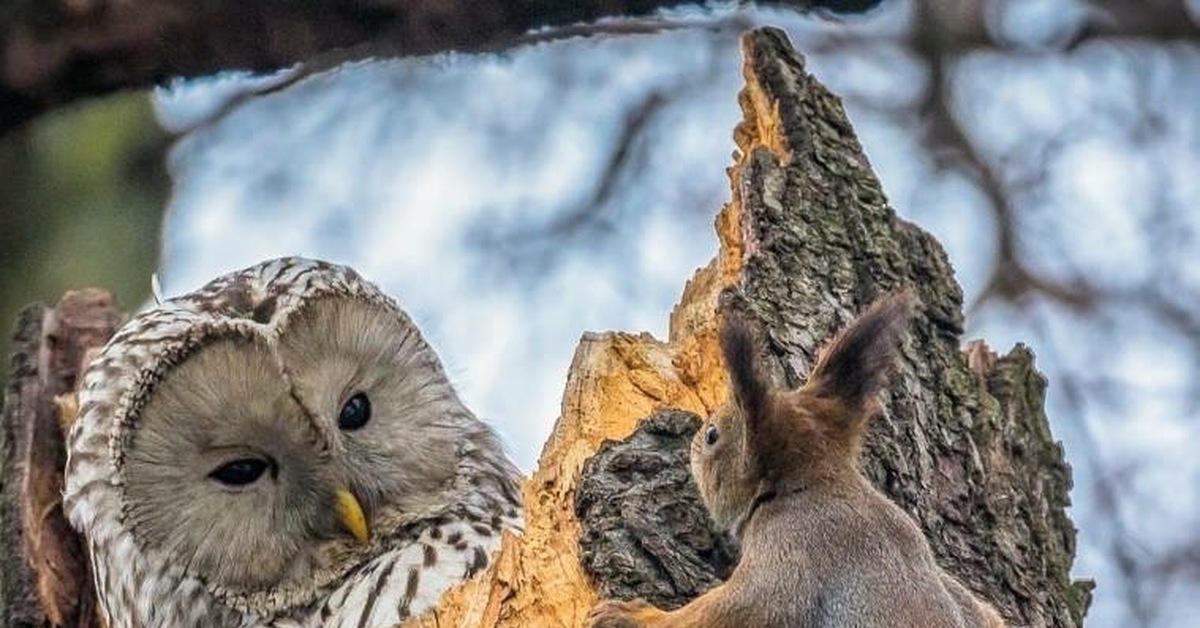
top-left (335, 488), bottom-right (370, 544)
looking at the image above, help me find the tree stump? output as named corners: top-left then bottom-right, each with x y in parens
top-left (0, 27), bottom-right (1090, 628)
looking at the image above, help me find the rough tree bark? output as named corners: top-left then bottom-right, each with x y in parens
top-left (0, 27), bottom-right (1089, 628)
top-left (0, 0), bottom-right (884, 136)
top-left (1, 290), bottom-right (122, 628)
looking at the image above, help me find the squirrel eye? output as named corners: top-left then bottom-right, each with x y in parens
top-left (704, 425), bottom-right (719, 446)
top-left (338, 393), bottom-right (371, 431)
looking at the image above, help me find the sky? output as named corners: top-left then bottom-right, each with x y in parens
top-left (152, 2), bottom-right (1199, 625)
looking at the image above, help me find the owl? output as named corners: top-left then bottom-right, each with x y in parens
top-left (62, 257), bottom-right (523, 628)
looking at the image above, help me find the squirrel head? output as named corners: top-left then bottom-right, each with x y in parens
top-left (690, 291), bottom-right (915, 533)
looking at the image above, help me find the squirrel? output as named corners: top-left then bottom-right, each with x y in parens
top-left (587, 291), bottom-right (1006, 628)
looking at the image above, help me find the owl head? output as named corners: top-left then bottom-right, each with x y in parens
top-left (63, 258), bottom-right (519, 624)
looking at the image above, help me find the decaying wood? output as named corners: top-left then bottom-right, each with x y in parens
top-left (409, 28), bottom-right (1090, 628)
top-left (0, 26), bottom-right (1088, 628)
top-left (1, 290), bottom-right (122, 628)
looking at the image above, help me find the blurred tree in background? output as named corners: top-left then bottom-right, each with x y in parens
top-left (0, 95), bottom-right (167, 368)
top-left (2, 0), bottom-right (1198, 626)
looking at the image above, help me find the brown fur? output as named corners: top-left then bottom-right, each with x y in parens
top-left (588, 291), bottom-right (1006, 628)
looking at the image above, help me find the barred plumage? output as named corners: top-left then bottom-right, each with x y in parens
top-left (63, 257), bottom-right (523, 627)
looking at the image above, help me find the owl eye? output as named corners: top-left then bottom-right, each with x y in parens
top-left (209, 458), bottom-right (270, 487)
top-left (338, 393), bottom-right (371, 431)
top-left (704, 425), bottom-right (719, 446)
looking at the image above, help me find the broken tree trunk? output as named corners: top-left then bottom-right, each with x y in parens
top-left (0, 27), bottom-right (1089, 628)
top-left (411, 28), bottom-right (1090, 628)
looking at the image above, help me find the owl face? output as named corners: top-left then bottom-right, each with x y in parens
top-left (121, 332), bottom-right (338, 593)
top-left (64, 258), bottom-right (517, 623)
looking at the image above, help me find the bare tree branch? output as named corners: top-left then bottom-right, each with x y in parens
top-left (0, 0), bottom-right (884, 135)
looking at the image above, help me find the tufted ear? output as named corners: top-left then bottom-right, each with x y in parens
top-left (804, 291), bottom-right (915, 411)
top-left (720, 318), bottom-right (769, 425)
